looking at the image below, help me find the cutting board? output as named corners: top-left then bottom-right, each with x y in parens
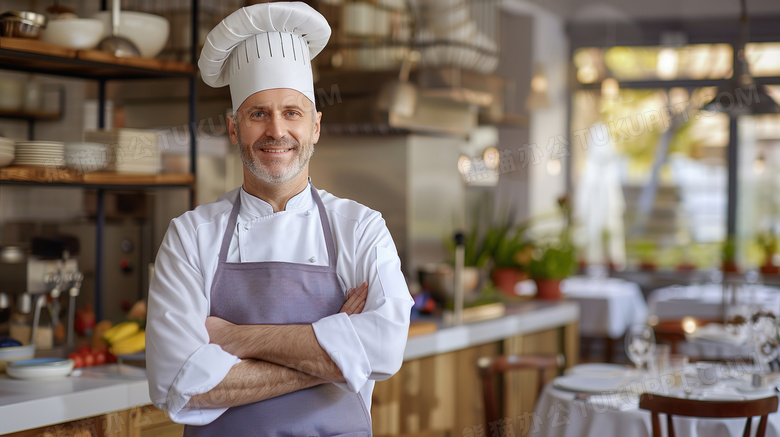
top-left (408, 321), bottom-right (438, 337)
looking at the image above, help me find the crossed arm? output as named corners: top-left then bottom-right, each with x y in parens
top-left (185, 282), bottom-right (369, 410)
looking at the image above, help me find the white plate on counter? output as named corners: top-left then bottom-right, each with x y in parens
top-left (6, 358), bottom-right (74, 380)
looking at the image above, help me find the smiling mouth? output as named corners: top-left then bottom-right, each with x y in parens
top-left (258, 148), bottom-right (293, 153)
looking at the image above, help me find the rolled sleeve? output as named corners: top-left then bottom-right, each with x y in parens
top-left (162, 344), bottom-right (241, 425)
top-left (312, 313), bottom-right (370, 392)
top-left (312, 245), bottom-right (413, 392)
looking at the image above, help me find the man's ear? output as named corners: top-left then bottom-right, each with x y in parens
top-left (227, 114), bottom-right (239, 145)
top-left (312, 111), bottom-right (322, 144)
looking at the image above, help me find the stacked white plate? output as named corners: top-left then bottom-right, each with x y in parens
top-left (84, 129), bottom-right (159, 174)
top-left (0, 137), bottom-right (14, 167)
top-left (14, 141), bottom-right (65, 167)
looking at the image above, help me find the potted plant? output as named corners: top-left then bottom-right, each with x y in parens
top-left (489, 224), bottom-right (533, 295)
top-left (527, 241), bottom-right (578, 300)
top-left (757, 232), bottom-right (779, 275)
top-left (527, 196), bottom-right (578, 300)
top-left (721, 235), bottom-right (739, 273)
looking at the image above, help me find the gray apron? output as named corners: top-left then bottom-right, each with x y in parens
top-left (184, 186), bottom-right (372, 437)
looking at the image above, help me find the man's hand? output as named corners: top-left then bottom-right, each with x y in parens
top-left (340, 282), bottom-right (368, 315)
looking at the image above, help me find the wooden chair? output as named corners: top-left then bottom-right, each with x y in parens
top-left (639, 393), bottom-right (779, 437)
top-left (477, 353), bottom-right (565, 426)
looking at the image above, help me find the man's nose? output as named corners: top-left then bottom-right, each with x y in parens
top-left (265, 113), bottom-right (287, 139)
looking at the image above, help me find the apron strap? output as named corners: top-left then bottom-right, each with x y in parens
top-left (310, 185), bottom-right (338, 269)
top-left (218, 190), bottom-right (242, 264)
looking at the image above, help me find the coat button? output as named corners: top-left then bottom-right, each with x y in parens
top-left (244, 224), bottom-right (250, 230)
top-left (305, 210), bottom-right (312, 216)
top-left (309, 256), bottom-right (316, 263)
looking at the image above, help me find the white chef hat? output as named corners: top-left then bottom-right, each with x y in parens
top-left (198, 2), bottom-right (331, 113)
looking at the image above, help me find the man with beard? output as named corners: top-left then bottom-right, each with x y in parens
top-left (145, 3), bottom-right (413, 435)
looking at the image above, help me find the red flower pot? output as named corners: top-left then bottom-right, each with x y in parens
top-left (534, 278), bottom-right (563, 300)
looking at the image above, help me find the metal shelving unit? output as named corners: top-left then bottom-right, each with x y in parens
top-left (0, 0), bottom-right (200, 321)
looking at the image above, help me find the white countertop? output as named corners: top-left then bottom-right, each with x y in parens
top-left (404, 300), bottom-right (580, 360)
top-left (0, 365), bottom-right (151, 434)
top-left (0, 300), bottom-right (579, 434)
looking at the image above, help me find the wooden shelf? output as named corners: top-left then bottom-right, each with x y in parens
top-left (0, 165), bottom-right (194, 187)
top-left (0, 109), bottom-right (61, 120)
top-left (0, 37), bottom-right (195, 80)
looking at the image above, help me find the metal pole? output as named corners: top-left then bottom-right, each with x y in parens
top-left (189, 0), bottom-right (199, 208)
top-left (727, 115), bottom-right (739, 236)
top-left (95, 189), bottom-right (105, 322)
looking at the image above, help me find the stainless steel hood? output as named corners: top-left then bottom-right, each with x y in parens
top-left (314, 67), bottom-right (508, 136)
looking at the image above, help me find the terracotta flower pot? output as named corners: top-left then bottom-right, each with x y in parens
top-left (722, 261), bottom-right (739, 273)
top-left (534, 278), bottom-right (563, 300)
top-left (760, 264), bottom-right (780, 275)
top-left (491, 267), bottom-right (527, 296)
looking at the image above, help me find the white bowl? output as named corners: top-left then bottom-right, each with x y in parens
top-left (92, 11), bottom-right (169, 58)
top-left (41, 18), bottom-right (104, 50)
top-left (0, 344), bottom-right (36, 372)
top-left (6, 358), bottom-right (74, 380)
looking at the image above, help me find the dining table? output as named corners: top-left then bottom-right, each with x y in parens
top-left (525, 362), bottom-right (780, 437)
top-left (517, 276), bottom-right (648, 339)
top-left (647, 283), bottom-right (780, 360)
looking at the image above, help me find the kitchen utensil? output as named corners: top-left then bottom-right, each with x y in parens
top-left (97, 0), bottom-right (140, 58)
top-left (0, 11), bottom-right (48, 39)
top-left (93, 10), bottom-right (169, 58)
top-left (6, 357), bottom-right (74, 380)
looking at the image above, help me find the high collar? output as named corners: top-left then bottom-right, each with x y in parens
top-left (238, 181), bottom-right (313, 219)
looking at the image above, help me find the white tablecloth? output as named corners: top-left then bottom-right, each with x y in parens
top-left (561, 277), bottom-right (648, 339)
top-left (527, 380), bottom-right (780, 437)
top-left (648, 283), bottom-right (780, 321)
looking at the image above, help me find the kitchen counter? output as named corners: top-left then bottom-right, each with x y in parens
top-left (0, 366), bottom-right (150, 434)
top-left (0, 300), bottom-right (579, 435)
top-left (404, 299), bottom-right (579, 360)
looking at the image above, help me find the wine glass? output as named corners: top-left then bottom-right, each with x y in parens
top-left (625, 324), bottom-right (656, 371)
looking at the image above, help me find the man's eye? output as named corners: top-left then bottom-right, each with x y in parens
top-left (251, 112), bottom-right (267, 118)
top-left (285, 111), bottom-right (300, 117)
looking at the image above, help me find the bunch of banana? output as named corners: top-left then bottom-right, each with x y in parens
top-left (103, 321), bottom-right (145, 355)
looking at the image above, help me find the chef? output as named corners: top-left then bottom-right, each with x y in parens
top-left (145, 2), bottom-right (413, 435)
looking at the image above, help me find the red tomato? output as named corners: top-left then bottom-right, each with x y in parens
top-left (76, 345), bottom-right (92, 355)
top-left (93, 350), bottom-right (107, 366)
top-left (67, 352), bottom-right (84, 369)
top-left (81, 352), bottom-right (95, 367)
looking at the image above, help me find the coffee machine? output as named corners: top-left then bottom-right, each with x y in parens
top-left (0, 236), bottom-right (83, 348)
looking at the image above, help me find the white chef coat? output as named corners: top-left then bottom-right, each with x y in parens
top-left (146, 182), bottom-right (414, 425)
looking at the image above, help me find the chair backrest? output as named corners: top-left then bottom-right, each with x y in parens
top-left (477, 354), bottom-right (565, 427)
top-left (639, 393), bottom-right (779, 437)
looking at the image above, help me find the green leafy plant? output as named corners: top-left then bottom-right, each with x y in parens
top-left (722, 235), bottom-right (737, 263)
top-left (527, 243), bottom-right (578, 280)
top-left (489, 222), bottom-right (533, 269)
top-left (445, 199), bottom-right (528, 268)
top-left (527, 196), bottom-right (577, 280)
top-left (757, 231), bottom-right (777, 265)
